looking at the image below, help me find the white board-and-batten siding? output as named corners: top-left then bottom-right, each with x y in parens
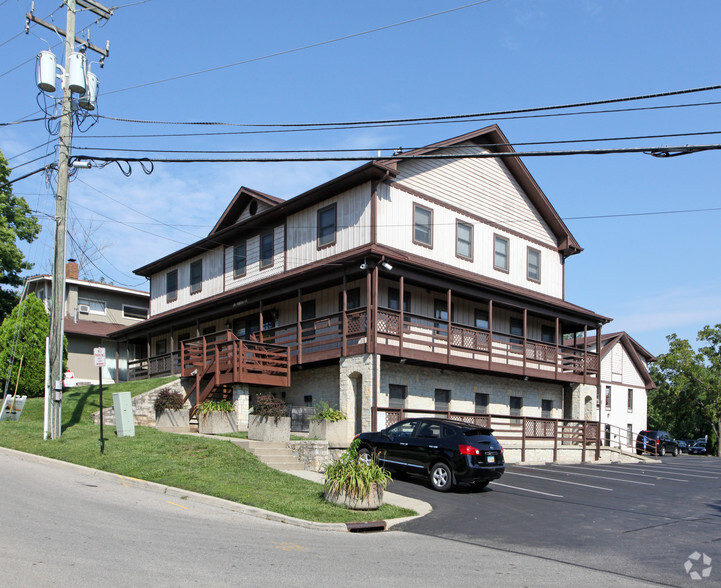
top-left (394, 145), bottom-right (557, 245)
top-left (224, 226), bottom-right (285, 291)
top-left (285, 183), bottom-right (372, 271)
top-left (377, 182), bottom-right (564, 298)
top-left (150, 247), bottom-right (224, 315)
top-left (602, 342), bottom-right (646, 388)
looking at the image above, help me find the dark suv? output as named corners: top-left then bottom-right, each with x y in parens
top-left (636, 430), bottom-right (679, 456)
top-left (356, 418), bottom-right (505, 492)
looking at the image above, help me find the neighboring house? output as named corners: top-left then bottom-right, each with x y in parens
top-left (577, 332), bottom-right (655, 450)
top-left (112, 125), bottom-right (612, 441)
top-left (25, 260), bottom-right (149, 384)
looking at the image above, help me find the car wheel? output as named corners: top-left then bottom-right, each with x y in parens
top-left (658, 445), bottom-right (666, 457)
top-left (672, 446), bottom-right (679, 457)
top-left (430, 462), bottom-right (453, 492)
top-left (357, 447), bottom-right (373, 465)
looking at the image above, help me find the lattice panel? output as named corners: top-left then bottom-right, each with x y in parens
top-left (347, 313), bottom-right (367, 335)
top-left (377, 312), bottom-right (400, 335)
top-left (524, 419), bottom-right (556, 438)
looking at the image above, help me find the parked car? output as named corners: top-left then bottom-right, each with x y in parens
top-left (676, 440), bottom-right (689, 453)
top-left (635, 430), bottom-right (679, 456)
top-left (689, 441), bottom-right (707, 455)
top-left (355, 417), bottom-right (505, 492)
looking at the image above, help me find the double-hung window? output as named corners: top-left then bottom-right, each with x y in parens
top-left (166, 270), bottom-right (178, 302)
top-left (317, 204), bottom-right (337, 248)
top-left (190, 259), bottom-right (202, 294)
top-left (494, 235), bottom-right (509, 272)
top-left (527, 247), bottom-right (541, 282)
top-left (456, 221), bottom-right (473, 260)
top-left (413, 204), bottom-right (433, 247)
top-left (388, 287), bottom-right (411, 312)
top-left (260, 232), bottom-right (274, 269)
top-left (233, 243), bottom-right (247, 278)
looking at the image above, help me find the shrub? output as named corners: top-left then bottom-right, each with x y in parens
top-left (153, 387), bottom-right (185, 415)
top-left (196, 399), bottom-right (234, 416)
top-left (312, 400), bottom-right (346, 422)
top-left (322, 439), bottom-right (391, 500)
top-left (250, 394), bottom-right (287, 420)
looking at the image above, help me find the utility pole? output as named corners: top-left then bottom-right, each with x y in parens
top-left (28, 0), bottom-right (111, 439)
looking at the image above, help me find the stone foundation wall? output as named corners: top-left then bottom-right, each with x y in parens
top-left (92, 378), bottom-right (183, 426)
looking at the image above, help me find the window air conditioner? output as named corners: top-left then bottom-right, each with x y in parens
top-left (78, 304), bottom-right (90, 314)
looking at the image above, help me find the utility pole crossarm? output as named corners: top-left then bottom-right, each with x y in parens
top-left (26, 13), bottom-right (109, 58)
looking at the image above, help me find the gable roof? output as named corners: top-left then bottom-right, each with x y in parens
top-left (580, 331), bottom-right (656, 389)
top-left (209, 187), bottom-right (284, 235)
top-left (379, 125), bottom-right (582, 257)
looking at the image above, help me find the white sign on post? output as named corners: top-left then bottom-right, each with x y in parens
top-left (94, 347), bottom-right (106, 367)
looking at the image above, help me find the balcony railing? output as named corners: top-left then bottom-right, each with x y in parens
top-left (129, 305), bottom-right (598, 384)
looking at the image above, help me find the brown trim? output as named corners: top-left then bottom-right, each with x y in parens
top-left (493, 234), bottom-right (509, 274)
top-left (390, 180), bottom-right (559, 254)
top-left (283, 223), bottom-right (288, 273)
top-left (412, 203), bottom-right (433, 249)
top-left (455, 219), bottom-right (473, 262)
top-left (316, 202), bottom-right (337, 250)
top-left (526, 246), bottom-right (541, 284)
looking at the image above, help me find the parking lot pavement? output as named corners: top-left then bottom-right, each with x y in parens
top-left (390, 456), bottom-right (721, 586)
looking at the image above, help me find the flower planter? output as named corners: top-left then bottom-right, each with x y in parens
top-left (248, 415), bottom-right (291, 442)
top-left (198, 411), bottom-right (238, 435)
top-left (308, 419), bottom-right (349, 446)
top-left (323, 483), bottom-right (383, 510)
top-left (155, 408), bottom-right (190, 433)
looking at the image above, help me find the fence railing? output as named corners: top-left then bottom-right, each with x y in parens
top-left (373, 406), bottom-right (603, 462)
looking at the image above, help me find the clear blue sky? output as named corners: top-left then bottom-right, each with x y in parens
top-left (1, 0), bottom-right (720, 357)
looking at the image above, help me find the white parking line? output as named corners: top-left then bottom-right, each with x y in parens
top-left (553, 464), bottom-right (688, 482)
top-left (490, 481), bottom-right (564, 498)
top-left (632, 465), bottom-right (718, 479)
top-left (514, 465), bottom-right (655, 486)
top-left (504, 470), bottom-right (613, 491)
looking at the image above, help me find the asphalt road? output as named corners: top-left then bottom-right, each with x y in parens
top-left (390, 455), bottom-right (721, 587)
top-left (0, 448), bottom-right (664, 587)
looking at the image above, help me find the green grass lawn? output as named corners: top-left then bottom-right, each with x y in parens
top-left (0, 378), bottom-right (415, 523)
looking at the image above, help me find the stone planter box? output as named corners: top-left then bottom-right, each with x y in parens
top-left (155, 409), bottom-right (190, 433)
top-left (323, 483), bottom-right (383, 510)
top-left (308, 419), bottom-right (349, 446)
top-left (198, 411), bottom-right (238, 435)
top-left (248, 415), bottom-right (290, 442)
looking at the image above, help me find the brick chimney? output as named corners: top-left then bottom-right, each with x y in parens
top-left (66, 259), bottom-right (79, 280)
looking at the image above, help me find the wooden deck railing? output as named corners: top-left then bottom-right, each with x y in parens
top-left (373, 406), bottom-right (603, 461)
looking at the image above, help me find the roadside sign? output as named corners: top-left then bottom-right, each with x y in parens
top-left (94, 347), bottom-right (106, 367)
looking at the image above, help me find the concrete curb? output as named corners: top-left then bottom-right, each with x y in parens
top-left (0, 446), bottom-right (431, 532)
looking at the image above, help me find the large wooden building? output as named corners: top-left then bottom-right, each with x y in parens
top-left (113, 126), bottom-right (614, 440)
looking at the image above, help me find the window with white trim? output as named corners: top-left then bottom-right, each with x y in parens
top-left (233, 243), bottom-right (247, 278)
top-left (413, 204), bottom-right (432, 247)
top-left (260, 232), bottom-right (274, 269)
top-left (166, 270), bottom-right (178, 302)
top-left (122, 305), bottom-right (148, 320)
top-left (190, 259), bottom-right (202, 294)
top-left (456, 221), bottom-right (473, 260)
top-left (317, 204), bottom-right (337, 248)
top-left (78, 297), bottom-right (106, 315)
top-left (527, 247), bottom-right (541, 282)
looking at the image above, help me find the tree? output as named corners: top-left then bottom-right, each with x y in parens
top-left (0, 293), bottom-right (50, 398)
top-left (0, 150), bottom-right (42, 321)
top-left (650, 326), bottom-right (721, 457)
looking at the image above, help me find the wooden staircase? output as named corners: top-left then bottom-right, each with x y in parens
top-left (180, 331), bottom-right (290, 416)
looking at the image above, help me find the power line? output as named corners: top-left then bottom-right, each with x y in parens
top-left (68, 129), bottom-right (721, 156)
top-left (70, 143), bottom-right (721, 165)
top-left (103, 1), bottom-right (495, 96)
top-left (98, 84), bottom-right (721, 129)
top-left (74, 99), bottom-right (721, 140)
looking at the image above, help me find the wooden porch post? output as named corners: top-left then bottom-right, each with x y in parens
top-left (595, 322), bottom-right (603, 461)
top-left (371, 265), bottom-right (379, 354)
top-left (365, 269), bottom-right (372, 354)
top-left (555, 317), bottom-right (560, 379)
top-left (399, 275), bottom-right (404, 355)
top-left (342, 274), bottom-right (347, 356)
top-left (259, 301), bottom-right (264, 343)
top-left (488, 299), bottom-right (494, 369)
top-left (446, 288), bottom-right (452, 364)
top-left (297, 289), bottom-right (303, 365)
top-left (522, 308), bottom-right (528, 376)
